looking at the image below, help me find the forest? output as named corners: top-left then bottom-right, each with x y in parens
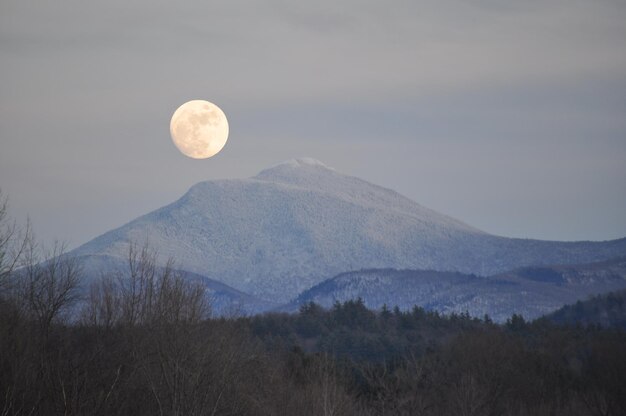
top-left (1, 196), bottom-right (625, 416)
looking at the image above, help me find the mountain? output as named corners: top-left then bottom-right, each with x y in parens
top-left (75, 254), bottom-right (276, 316)
top-left (70, 158), bottom-right (626, 303)
top-left (286, 257), bottom-right (626, 322)
top-left (546, 288), bottom-right (626, 329)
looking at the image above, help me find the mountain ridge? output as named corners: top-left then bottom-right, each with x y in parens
top-left (285, 256), bottom-right (626, 321)
top-left (70, 158), bottom-right (626, 302)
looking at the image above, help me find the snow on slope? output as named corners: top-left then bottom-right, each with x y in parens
top-left (71, 158), bottom-right (626, 303)
top-left (285, 257), bottom-right (626, 322)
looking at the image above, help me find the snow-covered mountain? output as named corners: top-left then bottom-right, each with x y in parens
top-left (71, 158), bottom-right (626, 302)
top-left (284, 256), bottom-right (626, 322)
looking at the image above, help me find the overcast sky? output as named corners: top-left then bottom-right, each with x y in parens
top-left (1, 0), bottom-right (625, 248)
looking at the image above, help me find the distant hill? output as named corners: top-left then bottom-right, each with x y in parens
top-left (546, 288), bottom-right (626, 329)
top-left (75, 254), bottom-right (276, 316)
top-left (68, 158), bottom-right (626, 302)
top-left (285, 257), bottom-right (626, 322)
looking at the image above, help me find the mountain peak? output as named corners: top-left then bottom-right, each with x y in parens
top-left (256, 157), bottom-right (335, 177)
top-left (279, 157), bottom-right (331, 169)
top-left (254, 157), bottom-right (339, 186)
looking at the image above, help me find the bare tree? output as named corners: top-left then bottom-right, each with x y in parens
top-left (83, 274), bottom-right (121, 329)
top-left (0, 206), bottom-right (82, 415)
top-left (0, 190), bottom-right (30, 294)
top-left (85, 242), bottom-right (210, 328)
top-left (360, 353), bottom-right (432, 416)
top-left (105, 241), bottom-right (258, 415)
top-left (19, 239), bottom-right (81, 332)
top-left (309, 354), bottom-right (355, 416)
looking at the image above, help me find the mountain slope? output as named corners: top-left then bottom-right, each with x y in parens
top-left (546, 288), bottom-right (626, 329)
top-left (75, 254), bottom-right (276, 316)
top-left (286, 257), bottom-right (626, 321)
top-left (71, 158), bottom-right (626, 302)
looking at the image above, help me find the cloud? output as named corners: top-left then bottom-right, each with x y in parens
top-left (3, 0), bottom-right (625, 102)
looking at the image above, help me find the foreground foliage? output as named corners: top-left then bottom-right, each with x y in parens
top-left (2, 290), bottom-right (626, 415)
top-left (1, 199), bottom-right (625, 415)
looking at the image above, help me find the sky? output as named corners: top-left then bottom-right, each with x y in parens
top-left (1, 0), bottom-right (625, 248)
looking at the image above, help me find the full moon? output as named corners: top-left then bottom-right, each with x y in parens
top-left (169, 100), bottom-right (229, 159)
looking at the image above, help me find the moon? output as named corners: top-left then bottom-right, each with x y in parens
top-left (169, 100), bottom-right (229, 159)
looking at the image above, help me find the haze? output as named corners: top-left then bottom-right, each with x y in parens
top-left (1, 0), bottom-right (625, 248)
